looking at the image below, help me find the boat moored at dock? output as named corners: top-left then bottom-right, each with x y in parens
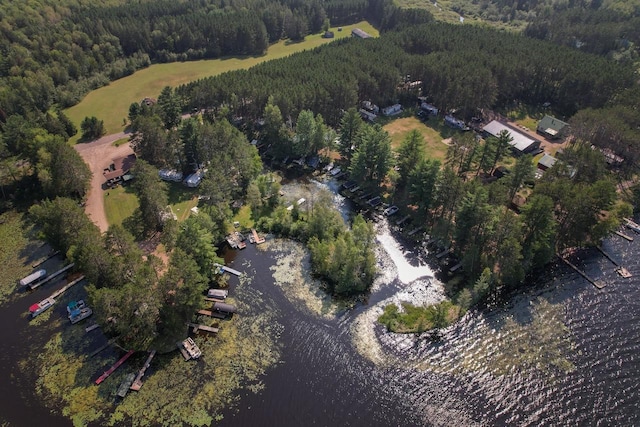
top-left (19, 269), bottom-right (46, 287)
top-left (29, 297), bottom-right (55, 318)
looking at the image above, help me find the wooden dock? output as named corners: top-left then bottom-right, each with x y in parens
top-left (197, 309), bottom-right (213, 317)
top-left (449, 262), bottom-right (463, 273)
top-left (116, 373), bottom-right (136, 398)
top-left (50, 275), bottom-right (84, 299)
top-left (130, 350), bottom-right (156, 391)
top-left (623, 218), bottom-right (640, 233)
top-left (214, 263), bottom-right (242, 276)
top-left (251, 229), bottom-right (265, 244)
top-left (597, 246), bottom-right (632, 278)
top-left (558, 255), bottom-right (607, 289)
top-left (85, 324), bottom-right (100, 333)
top-left (407, 227), bottom-right (423, 236)
top-left (28, 263), bottom-right (75, 290)
top-left (436, 248), bottom-right (451, 259)
top-left (614, 230), bottom-right (634, 241)
top-left (95, 350), bottom-right (134, 385)
top-left (31, 251), bottom-right (60, 268)
top-left (186, 322), bottom-right (219, 334)
top-left (395, 215), bottom-right (410, 226)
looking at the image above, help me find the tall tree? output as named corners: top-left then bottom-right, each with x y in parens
top-left (339, 108), bottom-right (363, 162)
top-left (157, 86), bottom-right (181, 130)
top-left (131, 160), bottom-right (169, 235)
top-left (350, 125), bottom-right (393, 187)
top-left (396, 129), bottom-right (425, 188)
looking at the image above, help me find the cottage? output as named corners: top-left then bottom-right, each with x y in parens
top-left (359, 108), bottom-right (377, 122)
top-left (351, 28), bottom-right (372, 39)
top-left (444, 115), bottom-right (469, 131)
top-left (104, 154), bottom-right (137, 186)
top-left (420, 102), bottom-right (439, 116)
top-left (184, 169), bottom-right (205, 188)
top-left (323, 31), bottom-right (334, 38)
top-left (537, 115), bottom-right (569, 140)
top-left (537, 153), bottom-right (557, 171)
top-left (382, 104), bottom-right (402, 116)
top-left (482, 120), bottom-right (541, 155)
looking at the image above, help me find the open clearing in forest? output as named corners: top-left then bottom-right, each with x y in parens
top-left (65, 21), bottom-right (378, 142)
top-left (384, 116), bottom-right (455, 163)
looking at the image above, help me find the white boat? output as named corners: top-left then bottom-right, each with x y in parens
top-left (29, 297), bottom-right (55, 318)
top-left (207, 289), bottom-right (228, 300)
top-left (19, 269), bottom-right (46, 287)
top-left (69, 307), bottom-right (93, 324)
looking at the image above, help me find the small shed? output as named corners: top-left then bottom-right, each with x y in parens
top-left (537, 153), bottom-right (557, 171)
top-left (323, 31), bottom-right (334, 38)
top-left (351, 28), bottom-right (372, 39)
top-left (537, 115), bottom-right (569, 140)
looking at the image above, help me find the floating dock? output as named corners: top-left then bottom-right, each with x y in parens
top-left (28, 263), bottom-right (75, 290)
top-left (214, 263), bottom-right (242, 277)
top-left (251, 229), bottom-right (265, 244)
top-left (50, 275), bottom-right (85, 299)
top-left (85, 324), bottom-right (100, 333)
top-left (116, 373), bottom-right (136, 398)
top-left (396, 215), bottom-right (410, 226)
top-left (186, 322), bottom-right (219, 334)
top-left (436, 248), bottom-right (451, 259)
top-left (408, 227), bottom-right (423, 236)
top-left (614, 230), bottom-right (634, 242)
top-left (596, 245), bottom-right (632, 278)
top-left (130, 350), bottom-right (156, 391)
top-left (31, 251), bottom-right (60, 268)
top-left (95, 350), bottom-right (134, 385)
top-left (449, 262), bottom-right (463, 273)
top-left (623, 218), bottom-right (640, 233)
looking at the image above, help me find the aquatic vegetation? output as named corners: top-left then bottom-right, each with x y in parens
top-left (378, 300), bottom-right (460, 333)
top-left (33, 274), bottom-right (282, 426)
top-left (269, 239), bottom-right (343, 318)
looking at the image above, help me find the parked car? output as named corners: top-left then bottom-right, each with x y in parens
top-left (384, 205), bottom-right (399, 216)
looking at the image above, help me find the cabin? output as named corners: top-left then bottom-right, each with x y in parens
top-left (184, 169), bottom-right (205, 188)
top-left (323, 31), bottom-right (334, 38)
top-left (537, 115), bottom-right (569, 140)
top-left (537, 153), bottom-right (557, 171)
top-left (104, 154), bottom-right (137, 186)
top-left (159, 169), bottom-right (183, 182)
top-left (482, 120), bottom-right (541, 155)
top-left (351, 28), bottom-right (372, 39)
top-left (444, 115), bottom-right (469, 131)
top-left (420, 102), bottom-right (439, 116)
top-left (359, 108), bottom-right (377, 122)
top-left (382, 104), bottom-right (402, 116)
top-left (361, 101), bottom-right (379, 114)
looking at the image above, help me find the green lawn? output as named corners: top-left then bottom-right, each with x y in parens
top-left (104, 185), bottom-right (139, 227)
top-left (65, 21), bottom-right (378, 142)
top-left (231, 205), bottom-right (255, 233)
top-left (104, 182), bottom-right (199, 226)
top-left (384, 116), bottom-right (456, 163)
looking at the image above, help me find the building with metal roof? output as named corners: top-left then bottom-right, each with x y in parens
top-left (482, 120), bottom-right (541, 154)
top-left (537, 115), bottom-right (569, 140)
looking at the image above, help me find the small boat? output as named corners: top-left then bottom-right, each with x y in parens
top-left (69, 307), bottom-right (93, 324)
top-left (207, 289), bottom-right (228, 300)
top-left (180, 337), bottom-right (202, 360)
top-left (29, 297), bottom-right (55, 318)
top-left (67, 300), bottom-right (85, 315)
top-left (19, 269), bottom-right (47, 287)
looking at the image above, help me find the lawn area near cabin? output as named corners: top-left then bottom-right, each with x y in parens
top-left (384, 116), bottom-right (456, 163)
top-left (104, 182), bottom-right (199, 227)
top-left (65, 21), bottom-right (378, 142)
top-left (231, 205), bottom-right (255, 233)
top-left (104, 185), bottom-right (138, 227)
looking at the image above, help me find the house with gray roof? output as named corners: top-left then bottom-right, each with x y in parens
top-left (537, 115), bottom-right (569, 140)
top-left (482, 120), bottom-right (541, 155)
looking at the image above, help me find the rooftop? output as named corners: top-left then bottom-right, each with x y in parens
top-left (483, 120), bottom-right (538, 152)
top-left (537, 115), bottom-right (569, 136)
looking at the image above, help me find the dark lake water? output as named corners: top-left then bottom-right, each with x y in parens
top-left (1, 181), bottom-right (639, 426)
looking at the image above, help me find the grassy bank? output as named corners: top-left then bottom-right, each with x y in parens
top-left (65, 22), bottom-right (378, 142)
top-left (384, 116), bottom-right (456, 163)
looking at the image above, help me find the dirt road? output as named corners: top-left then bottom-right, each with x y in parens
top-left (74, 132), bottom-right (132, 233)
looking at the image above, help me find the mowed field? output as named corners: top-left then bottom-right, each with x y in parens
top-left (384, 116), bottom-right (456, 162)
top-left (65, 21), bottom-right (378, 142)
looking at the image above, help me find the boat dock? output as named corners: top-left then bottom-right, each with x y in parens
top-left (408, 227), bottom-right (423, 236)
top-left (28, 263), bottom-right (75, 290)
top-left (615, 230), bottom-right (634, 241)
top-left (116, 373), bottom-right (136, 398)
top-left (436, 248), bottom-right (451, 259)
top-left (396, 215), bottom-right (410, 226)
top-left (95, 350), bottom-right (134, 385)
top-left (596, 246), bottom-right (632, 278)
top-left (130, 350), bottom-right (156, 391)
top-left (214, 263), bottom-right (242, 276)
top-left (558, 255), bottom-right (607, 289)
top-left (449, 262), bottom-right (463, 273)
top-left (50, 275), bottom-right (85, 299)
top-left (251, 229), bottom-right (265, 244)
top-left (623, 217), bottom-right (640, 233)
top-left (186, 322), bottom-right (219, 334)
top-left (31, 250), bottom-right (60, 268)
top-left (85, 324), bottom-right (100, 333)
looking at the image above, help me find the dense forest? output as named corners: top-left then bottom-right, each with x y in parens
top-left (0, 0), bottom-right (403, 119)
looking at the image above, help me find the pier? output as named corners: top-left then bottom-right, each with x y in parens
top-left (85, 324), bottom-right (100, 333)
top-left (50, 275), bottom-right (84, 299)
top-left (614, 230), bottom-right (634, 242)
top-left (596, 246), bottom-right (632, 278)
top-left (449, 262), bottom-right (463, 273)
top-left (28, 263), bottom-right (75, 290)
top-left (395, 215), bottom-right (410, 226)
top-left (251, 229), bottom-right (265, 244)
top-left (558, 255), bottom-right (607, 289)
top-left (214, 263), bottom-right (242, 277)
top-left (130, 350), bottom-right (156, 391)
top-left (186, 322), bottom-right (219, 334)
top-left (623, 217), bottom-right (640, 233)
top-left (31, 251), bottom-right (60, 268)
top-left (408, 227), bottom-right (423, 237)
top-left (436, 248), bottom-right (451, 259)
top-left (95, 350), bottom-right (134, 385)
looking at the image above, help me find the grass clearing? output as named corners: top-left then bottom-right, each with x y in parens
top-left (65, 21), bottom-right (378, 142)
top-left (104, 185), bottom-right (138, 227)
top-left (232, 205), bottom-right (255, 232)
top-left (384, 116), bottom-right (456, 163)
top-left (167, 182), bottom-right (198, 222)
top-left (112, 137), bottom-right (129, 147)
